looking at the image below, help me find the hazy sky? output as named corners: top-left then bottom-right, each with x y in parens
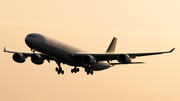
top-left (0, 0), bottom-right (179, 101)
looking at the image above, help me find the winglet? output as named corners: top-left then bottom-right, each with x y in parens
top-left (4, 47), bottom-right (6, 52)
top-left (169, 48), bottom-right (175, 53)
top-left (106, 37), bottom-right (117, 54)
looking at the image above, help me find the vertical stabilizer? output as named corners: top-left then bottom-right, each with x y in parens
top-left (106, 37), bottom-right (117, 54)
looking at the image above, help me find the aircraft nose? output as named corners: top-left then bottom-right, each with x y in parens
top-left (25, 35), bottom-right (33, 47)
top-left (25, 36), bottom-right (30, 44)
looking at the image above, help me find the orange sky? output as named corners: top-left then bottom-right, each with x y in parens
top-left (0, 0), bottom-right (179, 101)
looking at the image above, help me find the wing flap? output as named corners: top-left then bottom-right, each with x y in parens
top-left (110, 62), bottom-right (144, 65)
top-left (69, 53), bottom-right (119, 61)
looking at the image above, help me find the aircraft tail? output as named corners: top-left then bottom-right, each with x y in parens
top-left (106, 37), bottom-right (117, 54)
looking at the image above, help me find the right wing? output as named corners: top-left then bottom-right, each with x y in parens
top-left (3, 47), bottom-right (57, 61)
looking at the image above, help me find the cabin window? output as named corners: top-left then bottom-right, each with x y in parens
top-left (27, 35), bottom-right (35, 38)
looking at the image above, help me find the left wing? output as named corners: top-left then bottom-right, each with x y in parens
top-left (69, 48), bottom-right (175, 61)
top-left (128, 48), bottom-right (175, 57)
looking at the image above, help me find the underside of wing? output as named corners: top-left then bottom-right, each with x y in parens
top-left (68, 48), bottom-right (175, 65)
top-left (69, 53), bottom-right (119, 61)
top-left (128, 48), bottom-right (175, 57)
top-left (4, 47), bottom-right (57, 64)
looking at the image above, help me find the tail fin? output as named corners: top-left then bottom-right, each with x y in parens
top-left (106, 37), bottom-right (117, 54)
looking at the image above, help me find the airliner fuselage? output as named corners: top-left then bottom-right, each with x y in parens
top-left (25, 33), bottom-right (111, 71)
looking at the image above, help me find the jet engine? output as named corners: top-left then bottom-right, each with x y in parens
top-left (82, 55), bottom-right (96, 65)
top-left (117, 54), bottom-right (131, 63)
top-left (13, 53), bottom-right (26, 63)
top-left (31, 54), bottom-right (44, 65)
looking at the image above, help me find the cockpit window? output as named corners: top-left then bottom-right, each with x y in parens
top-left (27, 35), bottom-right (35, 38)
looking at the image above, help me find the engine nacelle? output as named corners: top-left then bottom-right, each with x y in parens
top-left (31, 54), bottom-right (44, 65)
top-left (13, 53), bottom-right (26, 63)
top-left (82, 55), bottom-right (96, 65)
top-left (117, 54), bottom-right (131, 63)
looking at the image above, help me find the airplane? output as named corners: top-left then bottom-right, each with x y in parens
top-left (4, 33), bottom-right (175, 75)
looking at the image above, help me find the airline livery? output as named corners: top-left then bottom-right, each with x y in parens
top-left (4, 33), bottom-right (175, 75)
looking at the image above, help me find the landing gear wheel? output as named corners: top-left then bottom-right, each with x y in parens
top-left (55, 67), bottom-right (59, 71)
top-left (90, 71), bottom-right (93, 75)
top-left (61, 70), bottom-right (64, 75)
top-left (87, 71), bottom-right (90, 75)
top-left (85, 68), bottom-right (87, 72)
top-left (74, 70), bottom-right (77, 73)
top-left (76, 68), bottom-right (79, 72)
top-left (57, 70), bottom-right (61, 74)
top-left (71, 69), bottom-right (74, 73)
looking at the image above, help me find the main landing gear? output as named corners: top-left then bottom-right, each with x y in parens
top-left (55, 61), bottom-right (64, 75)
top-left (55, 67), bottom-right (64, 74)
top-left (54, 61), bottom-right (94, 75)
top-left (71, 65), bottom-right (94, 75)
top-left (85, 66), bottom-right (94, 75)
top-left (71, 66), bottom-right (80, 73)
